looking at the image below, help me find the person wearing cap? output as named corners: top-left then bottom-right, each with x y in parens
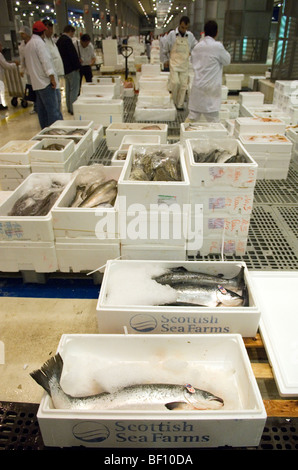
top-left (56, 25), bottom-right (81, 115)
top-left (23, 21), bottom-right (61, 128)
top-left (42, 19), bottom-right (64, 119)
top-left (0, 42), bottom-right (19, 110)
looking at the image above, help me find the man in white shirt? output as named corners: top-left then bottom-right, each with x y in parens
top-left (186, 20), bottom-right (231, 123)
top-left (75, 34), bottom-right (95, 86)
top-left (163, 17), bottom-right (197, 110)
top-left (24, 21), bottom-right (62, 128)
top-left (42, 19), bottom-right (64, 119)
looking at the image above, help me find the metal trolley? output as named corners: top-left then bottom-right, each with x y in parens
top-left (4, 64), bottom-right (30, 108)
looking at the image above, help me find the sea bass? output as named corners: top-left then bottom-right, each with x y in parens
top-left (30, 354), bottom-right (224, 411)
top-left (153, 266), bottom-right (245, 291)
top-left (78, 179), bottom-right (117, 208)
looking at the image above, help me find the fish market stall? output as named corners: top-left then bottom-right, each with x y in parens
top-left (96, 260), bottom-right (259, 337)
top-left (52, 164), bottom-right (121, 273)
top-left (105, 123), bottom-right (168, 150)
top-left (33, 333), bottom-right (266, 448)
top-left (0, 173), bottom-right (71, 272)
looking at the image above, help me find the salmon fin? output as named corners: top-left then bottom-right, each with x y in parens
top-left (165, 402), bottom-right (195, 410)
top-left (30, 353), bottom-right (64, 396)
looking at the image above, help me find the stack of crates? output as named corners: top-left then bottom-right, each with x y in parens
top-left (273, 80), bottom-right (298, 124)
top-left (184, 137), bottom-right (258, 257)
top-left (117, 143), bottom-right (190, 261)
top-left (0, 140), bottom-right (36, 190)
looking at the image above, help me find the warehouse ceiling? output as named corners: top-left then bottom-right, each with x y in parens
top-left (14, 0), bottom-right (191, 29)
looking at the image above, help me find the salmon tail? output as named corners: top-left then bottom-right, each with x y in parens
top-left (30, 353), bottom-right (64, 397)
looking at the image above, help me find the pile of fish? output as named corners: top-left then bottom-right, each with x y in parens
top-left (153, 266), bottom-right (248, 307)
top-left (116, 150), bottom-right (128, 161)
top-left (30, 353), bottom-right (224, 410)
top-left (9, 180), bottom-right (65, 216)
top-left (71, 178), bottom-right (117, 208)
top-left (42, 143), bottom-right (65, 151)
top-left (193, 147), bottom-right (247, 164)
top-left (43, 128), bottom-right (87, 136)
top-left (129, 150), bottom-right (182, 181)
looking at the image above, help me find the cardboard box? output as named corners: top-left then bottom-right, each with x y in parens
top-left (97, 260), bottom-right (259, 336)
top-left (36, 333), bottom-right (266, 448)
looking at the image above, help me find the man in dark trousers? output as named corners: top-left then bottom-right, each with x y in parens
top-left (57, 25), bottom-right (80, 115)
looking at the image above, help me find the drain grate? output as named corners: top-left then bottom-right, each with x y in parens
top-left (254, 166), bottom-right (298, 205)
top-left (0, 401), bottom-right (297, 450)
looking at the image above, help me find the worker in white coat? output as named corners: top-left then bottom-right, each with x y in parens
top-left (0, 42), bottom-right (19, 110)
top-left (186, 20), bottom-right (231, 123)
top-left (164, 16), bottom-right (197, 110)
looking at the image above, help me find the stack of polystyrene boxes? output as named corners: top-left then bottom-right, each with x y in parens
top-left (117, 143), bottom-right (190, 260)
top-left (282, 125), bottom-right (298, 164)
top-left (225, 74), bottom-right (244, 91)
top-left (239, 92), bottom-right (264, 114)
top-left (0, 173), bottom-right (71, 272)
top-left (92, 76), bottom-right (124, 98)
top-left (30, 126), bottom-right (94, 172)
top-left (239, 134), bottom-right (292, 179)
top-left (51, 165), bottom-right (122, 273)
top-left (220, 100), bottom-right (240, 119)
top-left (81, 82), bottom-right (116, 99)
top-left (273, 80), bottom-right (298, 124)
top-left (73, 96), bottom-right (124, 126)
top-left (234, 116), bottom-right (286, 138)
top-left (248, 75), bottom-right (266, 91)
top-left (180, 122), bottom-right (228, 145)
top-left (150, 39), bottom-right (160, 64)
top-left (184, 137), bottom-right (258, 256)
top-left (105, 122), bottom-right (168, 151)
top-left (134, 64), bottom-right (176, 121)
top-left (0, 140), bottom-right (37, 190)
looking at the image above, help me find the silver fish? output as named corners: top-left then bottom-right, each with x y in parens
top-left (173, 283), bottom-right (244, 307)
top-left (153, 266), bottom-right (245, 291)
top-left (30, 354), bottom-right (224, 411)
top-left (78, 179), bottom-right (117, 208)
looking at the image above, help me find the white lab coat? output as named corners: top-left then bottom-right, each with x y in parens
top-left (189, 36), bottom-right (231, 114)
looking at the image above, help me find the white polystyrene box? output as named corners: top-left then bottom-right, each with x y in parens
top-left (141, 64), bottom-right (161, 75)
top-left (29, 138), bottom-right (75, 164)
top-left (120, 134), bottom-right (161, 147)
top-left (248, 76), bottom-right (266, 90)
top-left (55, 237), bottom-right (120, 273)
top-left (118, 144), bottom-right (189, 208)
top-left (96, 260), bottom-right (260, 337)
top-left (0, 164), bottom-right (31, 179)
top-left (239, 134), bottom-right (293, 154)
top-left (111, 148), bottom-right (128, 166)
top-left (189, 212), bottom-right (250, 237)
top-left (187, 236), bottom-right (248, 257)
top-left (35, 333), bottom-right (266, 448)
top-left (0, 179), bottom-right (25, 190)
top-left (239, 92), bottom-right (264, 106)
top-left (105, 123), bottom-right (168, 150)
top-left (189, 186), bottom-right (254, 215)
top-left (225, 74), bottom-right (244, 90)
top-left (0, 173), bottom-right (71, 242)
top-left (234, 117), bottom-right (286, 135)
top-left (137, 91), bottom-right (172, 108)
top-left (120, 243), bottom-right (187, 261)
top-left (50, 120), bottom-right (94, 129)
top-left (30, 148), bottom-right (85, 174)
top-left (0, 240), bottom-right (58, 272)
top-left (81, 83), bottom-right (116, 97)
top-left (185, 138), bottom-right (258, 188)
top-left (180, 122), bottom-right (228, 144)
top-left (221, 85), bottom-right (228, 100)
top-left (220, 101), bottom-right (240, 118)
top-left (250, 271), bottom-right (298, 397)
top-left (52, 166), bottom-right (122, 239)
top-left (134, 103), bottom-right (177, 122)
top-left (0, 140), bottom-right (38, 165)
top-left (73, 98), bottom-right (123, 113)
top-left (253, 112), bottom-right (291, 125)
top-left (138, 78), bottom-right (169, 92)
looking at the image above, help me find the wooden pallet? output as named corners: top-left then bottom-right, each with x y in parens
top-left (244, 334), bottom-right (298, 417)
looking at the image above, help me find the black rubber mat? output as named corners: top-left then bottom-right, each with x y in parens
top-left (1, 401), bottom-right (297, 450)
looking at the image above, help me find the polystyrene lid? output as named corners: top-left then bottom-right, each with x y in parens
top-left (250, 271), bottom-right (298, 397)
